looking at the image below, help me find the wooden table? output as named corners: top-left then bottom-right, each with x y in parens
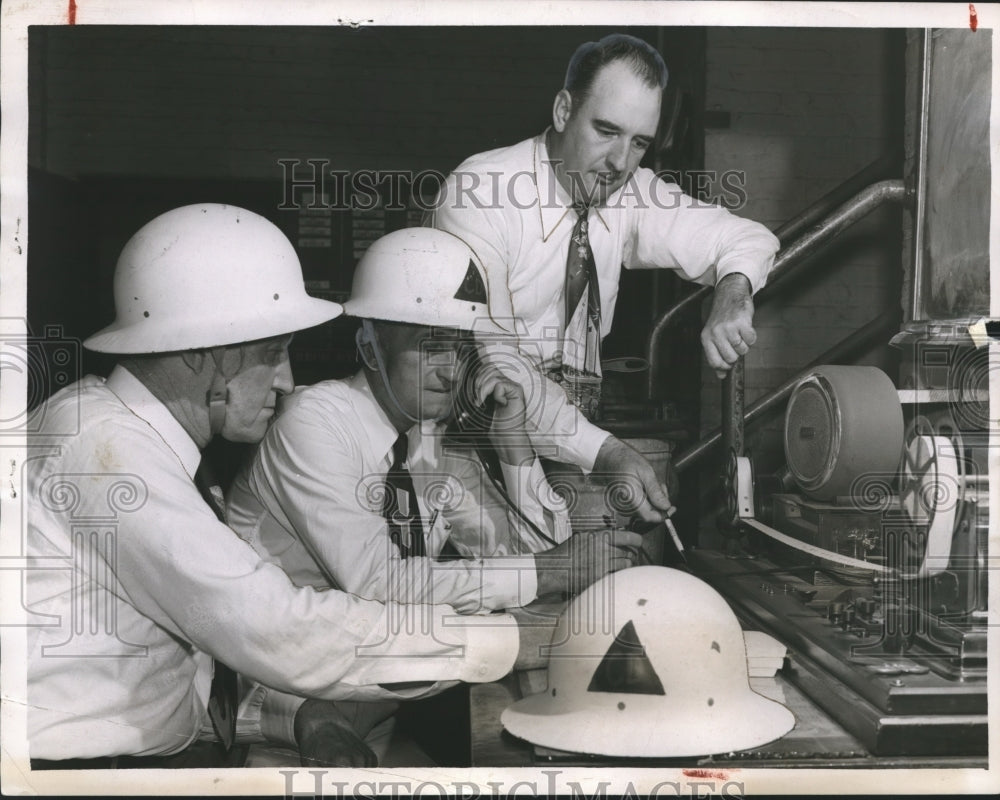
top-left (470, 669), bottom-right (983, 768)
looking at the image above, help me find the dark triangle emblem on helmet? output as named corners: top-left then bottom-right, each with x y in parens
top-left (453, 260), bottom-right (488, 303)
top-left (586, 619), bottom-right (666, 695)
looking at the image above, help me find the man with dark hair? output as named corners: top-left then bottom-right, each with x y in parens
top-left (564, 33), bottom-right (669, 110)
top-left (427, 32), bottom-right (778, 524)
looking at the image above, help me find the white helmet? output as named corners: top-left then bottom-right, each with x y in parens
top-left (84, 204), bottom-right (343, 353)
top-left (502, 566), bottom-right (795, 757)
top-left (342, 227), bottom-right (506, 334)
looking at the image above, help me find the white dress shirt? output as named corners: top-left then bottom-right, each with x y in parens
top-left (26, 366), bottom-right (519, 759)
top-left (427, 131), bottom-right (779, 468)
top-left (227, 371), bottom-right (569, 615)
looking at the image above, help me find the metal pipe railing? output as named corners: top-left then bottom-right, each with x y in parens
top-left (768, 179), bottom-right (908, 281)
top-left (911, 29), bottom-right (932, 321)
top-left (646, 178), bottom-right (909, 400)
top-left (672, 313), bottom-right (900, 473)
top-left (771, 151), bottom-right (902, 243)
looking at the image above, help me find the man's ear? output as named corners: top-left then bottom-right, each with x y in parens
top-left (216, 344), bottom-right (246, 378)
top-left (355, 320), bottom-right (380, 371)
top-left (180, 350), bottom-right (207, 373)
top-left (181, 346), bottom-right (244, 378)
top-left (552, 89), bottom-right (573, 133)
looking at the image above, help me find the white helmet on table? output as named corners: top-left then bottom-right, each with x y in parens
top-left (501, 565), bottom-right (795, 757)
top-left (84, 203), bottom-right (342, 353)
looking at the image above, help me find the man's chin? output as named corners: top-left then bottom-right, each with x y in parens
top-left (223, 427), bottom-right (268, 445)
top-left (417, 398), bottom-right (453, 420)
top-left (592, 177), bottom-right (627, 203)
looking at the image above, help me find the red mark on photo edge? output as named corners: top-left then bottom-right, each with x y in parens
top-left (682, 768), bottom-right (732, 780)
top-left (970, 3), bottom-right (978, 31)
top-left (68, 0), bottom-right (77, 25)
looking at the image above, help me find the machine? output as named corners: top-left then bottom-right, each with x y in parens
top-left (697, 345), bottom-right (989, 756)
top-left (693, 28), bottom-right (991, 758)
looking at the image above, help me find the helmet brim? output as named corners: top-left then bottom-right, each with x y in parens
top-left (84, 295), bottom-right (343, 354)
top-left (341, 299), bottom-right (511, 337)
top-left (501, 685), bottom-right (795, 758)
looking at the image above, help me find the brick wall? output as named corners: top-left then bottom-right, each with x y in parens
top-left (30, 25), bottom-right (657, 180)
top-left (28, 24), bottom-right (670, 388)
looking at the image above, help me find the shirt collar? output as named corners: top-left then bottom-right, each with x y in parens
top-left (105, 364), bottom-right (202, 479)
top-left (533, 129), bottom-right (611, 242)
top-left (348, 371), bottom-right (405, 463)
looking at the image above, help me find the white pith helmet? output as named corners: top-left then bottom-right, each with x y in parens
top-left (341, 227), bottom-right (507, 334)
top-left (501, 566), bottom-right (795, 757)
top-left (84, 204), bottom-right (343, 353)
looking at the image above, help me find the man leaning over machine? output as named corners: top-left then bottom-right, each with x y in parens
top-left (426, 33), bottom-right (779, 525)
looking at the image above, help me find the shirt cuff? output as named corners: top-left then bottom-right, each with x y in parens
top-left (233, 682), bottom-right (306, 748)
top-left (445, 611), bottom-right (521, 682)
top-left (330, 606), bottom-right (520, 695)
top-left (574, 426), bottom-right (612, 474)
top-left (259, 686), bottom-right (308, 748)
top-left (716, 257), bottom-right (774, 296)
top-left (481, 555), bottom-right (539, 607)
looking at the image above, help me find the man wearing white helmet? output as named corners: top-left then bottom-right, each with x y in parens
top-left (227, 227), bottom-right (642, 614)
top-left (24, 206), bottom-right (549, 770)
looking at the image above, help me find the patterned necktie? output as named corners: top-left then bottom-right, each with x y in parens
top-left (382, 433), bottom-right (427, 558)
top-left (558, 203), bottom-right (603, 418)
top-left (194, 462), bottom-right (238, 752)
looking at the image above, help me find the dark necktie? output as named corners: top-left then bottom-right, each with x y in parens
top-left (194, 462), bottom-right (238, 752)
top-left (382, 433), bottom-right (427, 558)
top-left (565, 204), bottom-right (600, 328)
top-left (557, 204), bottom-right (603, 418)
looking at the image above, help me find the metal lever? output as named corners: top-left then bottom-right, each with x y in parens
top-left (718, 356), bottom-right (746, 536)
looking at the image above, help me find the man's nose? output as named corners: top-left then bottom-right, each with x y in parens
top-left (438, 358), bottom-right (460, 388)
top-left (273, 353), bottom-right (294, 395)
top-left (606, 138), bottom-right (630, 172)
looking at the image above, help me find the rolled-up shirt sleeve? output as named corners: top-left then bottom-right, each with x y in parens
top-left (499, 458), bottom-right (571, 549)
top-left (422, 444), bottom-right (541, 607)
top-left (477, 339), bottom-right (610, 471)
top-left (625, 173), bottom-right (778, 295)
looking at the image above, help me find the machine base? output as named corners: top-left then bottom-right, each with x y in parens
top-left (691, 549), bottom-right (987, 756)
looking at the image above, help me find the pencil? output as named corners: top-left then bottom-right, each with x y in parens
top-left (665, 517), bottom-right (687, 561)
